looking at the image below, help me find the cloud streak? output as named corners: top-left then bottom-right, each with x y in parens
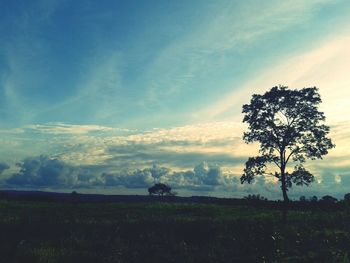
top-left (198, 35), bottom-right (350, 123)
top-left (24, 123), bottom-right (126, 135)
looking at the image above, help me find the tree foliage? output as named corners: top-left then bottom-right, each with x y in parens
top-left (148, 183), bottom-right (173, 196)
top-left (321, 195), bottom-right (338, 203)
top-left (241, 86), bottom-right (335, 201)
top-left (244, 194), bottom-right (268, 201)
top-left (344, 193), bottom-right (350, 202)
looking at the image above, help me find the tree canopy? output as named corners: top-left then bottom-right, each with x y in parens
top-left (148, 183), bottom-right (173, 196)
top-left (241, 86), bottom-right (335, 201)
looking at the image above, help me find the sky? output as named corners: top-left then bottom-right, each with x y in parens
top-left (0, 0), bottom-right (350, 199)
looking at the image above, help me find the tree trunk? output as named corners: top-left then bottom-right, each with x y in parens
top-left (280, 167), bottom-right (289, 224)
top-left (281, 180), bottom-right (289, 202)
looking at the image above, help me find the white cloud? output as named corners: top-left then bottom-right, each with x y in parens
top-left (25, 122), bottom-right (124, 135)
top-left (196, 0), bottom-right (333, 52)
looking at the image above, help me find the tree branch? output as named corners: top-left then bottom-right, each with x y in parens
top-left (272, 159), bottom-right (281, 169)
top-left (285, 148), bottom-right (297, 165)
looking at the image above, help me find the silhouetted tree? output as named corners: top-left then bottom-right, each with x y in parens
top-left (70, 191), bottom-right (79, 203)
top-left (310, 195), bottom-right (318, 202)
top-left (299, 196), bottom-right (307, 202)
top-left (241, 86), bottom-right (334, 221)
top-left (344, 193), bottom-right (350, 202)
top-left (321, 195), bottom-right (338, 204)
top-left (148, 183), bottom-right (173, 196)
top-left (244, 194), bottom-right (268, 201)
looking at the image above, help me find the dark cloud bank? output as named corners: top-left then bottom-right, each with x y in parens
top-left (2, 156), bottom-right (350, 199)
top-left (5, 156), bottom-right (228, 190)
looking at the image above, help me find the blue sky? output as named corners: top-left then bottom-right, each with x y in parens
top-left (1, 0), bottom-right (350, 199)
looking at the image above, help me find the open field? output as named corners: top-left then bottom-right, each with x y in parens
top-left (1, 200), bottom-right (350, 263)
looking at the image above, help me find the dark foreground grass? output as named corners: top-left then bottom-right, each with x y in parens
top-left (1, 200), bottom-right (350, 263)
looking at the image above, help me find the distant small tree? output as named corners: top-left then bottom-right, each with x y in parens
top-left (310, 195), bottom-right (318, 202)
top-left (148, 183), bottom-right (173, 196)
top-left (321, 195), bottom-right (338, 204)
top-left (240, 86), bottom-right (335, 221)
top-left (70, 191), bottom-right (79, 203)
top-left (344, 193), bottom-right (350, 202)
top-left (244, 194), bottom-right (268, 201)
top-left (299, 196), bottom-right (306, 202)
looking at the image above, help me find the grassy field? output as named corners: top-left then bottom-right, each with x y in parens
top-left (1, 200), bottom-right (350, 263)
